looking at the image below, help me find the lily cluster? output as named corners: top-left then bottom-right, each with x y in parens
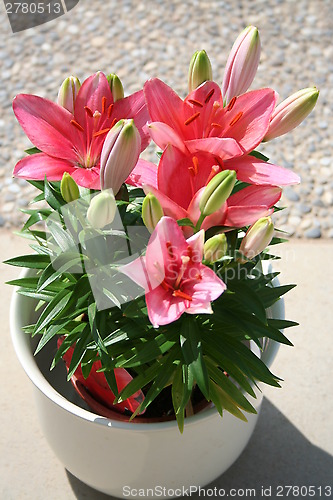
top-left (9, 26), bottom-right (318, 427)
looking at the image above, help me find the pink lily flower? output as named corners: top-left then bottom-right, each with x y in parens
top-left (143, 79), bottom-right (300, 187)
top-left (13, 72), bottom-right (150, 189)
top-left (121, 217), bottom-right (226, 327)
top-left (144, 182), bottom-right (281, 237)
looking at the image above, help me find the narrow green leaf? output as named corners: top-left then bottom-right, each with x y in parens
top-left (25, 147), bottom-right (42, 156)
top-left (180, 316), bottom-right (210, 400)
top-left (67, 325), bottom-right (91, 379)
top-left (177, 218), bottom-right (195, 228)
top-left (33, 289), bottom-right (72, 335)
top-left (4, 254), bottom-right (50, 269)
top-left (206, 358), bottom-right (257, 414)
top-left (257, 284), bottom-right (296, 308)
top-left (249, 150), bottom-right (269, 162)
top-left (209, 380), bottom-right (248, 421)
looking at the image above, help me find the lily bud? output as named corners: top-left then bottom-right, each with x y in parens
top-left (239, 217), bottom-right (274, 260)
top-left (57, 76), bottom-right (81, 113)
top-left (107, 73), bottom-right (124, 102)
top-left (199, 170), bottom-right (237, 216)
top-left (87, 191), bottom-right (117, 229)
top-left (222, 26), bottom-right (261, 105)
top-left (188, 50), bottom-right (213, 92)
top-left (142, 193), bottom-right (164, 233)
top-left (100, 119), bottom-right (141, 196)
top-left (263, 87), bottom-right (319, 141)
top-left (204, 233), bottom-right (228, 263)
top-left (60, 172), bottom-right (80, 203)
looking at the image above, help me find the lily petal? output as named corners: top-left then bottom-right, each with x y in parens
top-left (71, 166), bottom-right (101, 189)
top-left (13, 153), bottom-right (76, 180)
top-left (143, 184), bottom-right (189, 222)
top-left (120, 255), bottom-right (154, 291)
top-left (114, 89), bottom-right (151, 150)
top-left (225, 205), bottom-right (273, 226)
top-left (223, 88), bottom-right (277, 152)
top-left (144, 78), bottom-right (185, 139)
top-left (74, 72), bottom-right (112, 126)
top-left (228, 155), bottom-right (300, 186)
top-left (147, 122), bottom-right (187, 153)
top-left (185, 137), bottom-right (243, 160)
top-left (126, 159), bottom-right (158, 189)
top-left (186, 229), bottom-right (205, 262)
top-left (146, 287), bottom-right (186, 327)
top-left (158, 145), bottom-right (214, 210)
top-left (13, 94), bottom-right (77, 161)
top-left (228, 184), bottom-right (282, 208)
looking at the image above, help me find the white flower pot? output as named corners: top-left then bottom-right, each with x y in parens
top-left (10, 269), bottom-right (284, 499)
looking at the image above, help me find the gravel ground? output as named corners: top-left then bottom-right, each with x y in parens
top-left (0, 0), bottom-right (332, 237)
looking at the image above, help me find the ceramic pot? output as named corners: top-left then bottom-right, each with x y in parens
top-left (10, 268), bottom-right (284, 498)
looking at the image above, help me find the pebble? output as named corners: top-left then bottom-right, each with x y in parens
top-left (0, 0), bottom-right (332, 238)
top-left (305, 227), bottom-right (322, 239)
top-left (284, 187), bottom-right (300, 202)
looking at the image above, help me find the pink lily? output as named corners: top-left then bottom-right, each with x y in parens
top-left (13, 72), bottom-right (150, 189)
top-left (144, 78), bottom-right (276, 156)
top-left (144, 182), bottom-right (281, 237)
top-left (144, 79), bottom-right (299, 187)
top-left (120, 217), bottom-right (226, 327)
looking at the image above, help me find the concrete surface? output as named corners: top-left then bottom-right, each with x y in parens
top-left (1, 231), bottom-right (332, 499)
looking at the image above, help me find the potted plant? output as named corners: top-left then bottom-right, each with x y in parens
top-left (7, 26), bottom-right (318, 498)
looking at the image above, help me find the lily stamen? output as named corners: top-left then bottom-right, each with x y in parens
top-left (184, 112), bottom-right (201, 126)
top-left (229, 111), bottom-right (243, 127)
top-left (188, 99), bottom-right (204, 108)
top-left (227, 96), bottom-right (237, 111)
top-left (204, 88), bottom-right (215, 103)
top-left (70, 119), bottom-right (84, 132)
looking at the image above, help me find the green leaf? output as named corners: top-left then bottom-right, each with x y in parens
top-left (171, 363), bottom-right (193, 433)
top-left (34, 323), bottom-right (69, 354)
top-left (51, 325), bottom-right (86, 369)
top-left (206, 357), bottom-right (257, 414)
top-left (249, 150), bottom-right (269, 162)
top-left (202, 339), bottom-right (256, 398)
top-left (116, 359), bottom-right (163, 403)
top-left (226, 280), bottom-right (267, 323)
top-left (130, 349), bottom-right (179, 419)
top-left (33, 288), bottom-right (73, 336)
top-left (177, 218), bottom-right (195, 228)
top-left (257, 284), bottom-right (296, 308)
top-left (267, 319), bottom-right (299, 329)
top-left (4, 254), bottom-right (50, 269)
top-left (209, 380), bottom-right (247, 421)
top-left (44, 178), bottom-right (65, 210)
top-left (67, 324), bottom-right (91, 379)
top-left (180, 316), bottom-right (210, 400)
top-left (25, 147), bottom-right (42, 155)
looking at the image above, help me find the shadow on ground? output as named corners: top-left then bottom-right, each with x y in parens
top-left (66, 398), bottom-right (333, 499)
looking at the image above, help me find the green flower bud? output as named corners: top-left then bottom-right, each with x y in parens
top-left (239, 217), bottom-right (274, 260)
top-left (60, 172), bottom-right (80, 203)
top-left (204, 233), bottom-right (228, 263)
top-left (199, 170), bottom-right (237, 216)
top-left (57, 76), bottom-right (81, 113)
top-left (142, 193), bottom-right (164, 233)
top-left (87, 191), bottom-right (117, 229)
top-left (107, 73), bottom-right (124, 102)
top-left (188, 50), bottom-right (213, 92)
